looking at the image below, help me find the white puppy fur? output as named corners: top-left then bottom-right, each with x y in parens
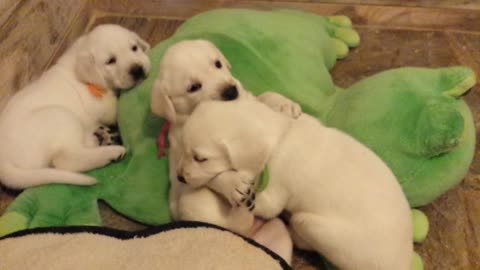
top-left (0, 24), bottom-right (151, 189)
top-left (179, 99), bottom-right (413, 270)
top-left (151, 40), bottom-right (300, 236)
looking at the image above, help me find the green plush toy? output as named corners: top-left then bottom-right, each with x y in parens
top-left (0, 10), bottom-right (474, 263)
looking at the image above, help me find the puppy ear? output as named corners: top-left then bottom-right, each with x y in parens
top-left (204, 40), bottom-right (232, 69)
top-left (134, 33), bottom-right (150, 52)
top-left (151, 78), bottom-right (176, 123)
top-left (219, 50), bottom-right (231, 69)
top-left (221, 136), bottom-right (270, 174)
top-left (74, 43), bottom-right (108, 89)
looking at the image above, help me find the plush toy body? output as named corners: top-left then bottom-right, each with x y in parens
top-left (0, 9), bottom-right (474, 250)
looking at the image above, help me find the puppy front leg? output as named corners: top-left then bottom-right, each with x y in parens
top-left (257, 92), bottom-right (302, 119)
top-left (254, 188), bottom-right (289, 220)
top-left (208, 170), bottom-right (256, 210)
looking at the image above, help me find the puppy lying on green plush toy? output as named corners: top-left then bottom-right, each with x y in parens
top-left (151, 39), bottom-right (305, 264)
top-left (177, 96), bottom-right (414, 270)
top-left (0, 9), bottom-right (475, 269)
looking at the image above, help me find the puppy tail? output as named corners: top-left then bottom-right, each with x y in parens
top-left (0, 163), bottom-right (97, 189)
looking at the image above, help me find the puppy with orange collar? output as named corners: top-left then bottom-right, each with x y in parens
top-left (0, 24), bottom-right (150, 189)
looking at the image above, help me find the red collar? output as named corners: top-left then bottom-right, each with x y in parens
top-left (86, 83), bottom-right (106, 98)
top-left (157, 121), bottom-right (171, 158)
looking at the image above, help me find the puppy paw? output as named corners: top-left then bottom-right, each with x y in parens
top-left (230, 176), bottom-right (257, 210)
top-left (104, 145), bottom-right (127, 161)
top-left (235, 186), bottom-right (256, 208)
top-left (280, 102), bottom-right (302, 119)
top-left (257, 92), bottom-right (302, 119)
top-left (209, 170), bottom-right (256, 209)
top-left (94, 125), bottom-right (123, 146)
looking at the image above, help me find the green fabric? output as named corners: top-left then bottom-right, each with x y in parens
top-left (256, 165), bottom-right (270, 193)
top-left (0, 9), bottom-right (475, 244)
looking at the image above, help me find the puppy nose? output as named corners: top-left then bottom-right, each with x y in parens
top-left (177, 175), bottom-right (186, 184)
top-left (129, 65), bottom-right (146, 81)
top-left (221, 85), bottom-right (238, 101)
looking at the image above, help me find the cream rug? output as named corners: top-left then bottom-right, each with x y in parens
top-left (0, 222), bottom-right (290, 270)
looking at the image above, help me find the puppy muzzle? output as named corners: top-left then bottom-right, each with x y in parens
top-left (129, 64), bottom-right (146, 81)
top-left (221, 85), bottom-right (239, 101)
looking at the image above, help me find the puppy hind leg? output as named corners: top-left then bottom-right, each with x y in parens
top-left (52, 145), bottom-right (126, 172)
top-left (289, 212), bottom-right (365, 270)
top-left (254, 191), bottom-right (287, 220)
top-left (289, 223), bottom-right (314, 251)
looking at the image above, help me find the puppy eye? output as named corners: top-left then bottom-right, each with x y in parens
top-left (106, 57), bottom-right (116, 65)
top-left (193, 155), bottom-right (207, 163)
top-left (188, 83), bottom-right (202, 93)
top-left (132, 45), bottom-right (138, 52)
top-left (215, 60), bottom-right (222, 69)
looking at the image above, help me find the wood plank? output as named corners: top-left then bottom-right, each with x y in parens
top-left (0, 0), bottom-right (90, 110)
top-left (253, 0), bottom-right (480, 10)
top-left (92, 0), bottom-right (480, 32)
top-left (89, 15), bottom-right (183, 46)
top-left (331, 28), bottom-right (460, 88)
top-left (46, 0), bottom-right (94, 68)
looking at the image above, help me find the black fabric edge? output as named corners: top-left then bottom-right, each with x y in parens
top-left (0, 221), bottom-right (291, 270)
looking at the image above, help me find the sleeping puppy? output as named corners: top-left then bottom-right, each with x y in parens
top-left (150, 40), bottom-right (299, 237)
top-left (0, 24), bottom-right (150, 189)
top-left (178, 99), bottom-right (413, 270)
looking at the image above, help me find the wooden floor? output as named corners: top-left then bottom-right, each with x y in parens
top-left (1, 1), bottom-right (480, 269)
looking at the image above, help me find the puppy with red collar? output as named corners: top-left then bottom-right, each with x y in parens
top-left (0, 24), bottom-right (150, 189)
top-left (151, 40), bottom-right (297, 264)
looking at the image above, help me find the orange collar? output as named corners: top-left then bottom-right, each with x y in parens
top-left (86, 83), bottom-right (106, 98)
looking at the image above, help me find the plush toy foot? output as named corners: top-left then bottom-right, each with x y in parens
top-left (411, 252), bottom-right (424, 270)
top-left (325, 16), bottom-right (360, 59)
top-left (275, 10), bottom-right (359, 60)
top-left (411, 209), bottom-right (429, 243)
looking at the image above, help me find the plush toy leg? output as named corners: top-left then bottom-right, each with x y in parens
top-left (0, 185), bottom-right (100, 237)
top-left (99, 155), bottom-right (172, 225)
top-left (0, 212), bottom-right (28, 237)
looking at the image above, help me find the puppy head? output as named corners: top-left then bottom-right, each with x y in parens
top-left (177, 100), bottom-right (273, 187)
top-left (151, 39), bottom-right (246, 123)
top-left (74, 24), bottom-right (151, 91)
